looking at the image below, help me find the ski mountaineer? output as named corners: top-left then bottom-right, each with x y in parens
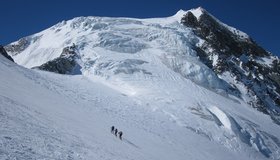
top-left (114, 128), bottom-right (118, 136)
top-left (111, 126), bottom-right (115, 133)
top-left (118, 131), bottom-right (123, 140)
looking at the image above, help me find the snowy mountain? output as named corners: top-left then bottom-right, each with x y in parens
top-left (181, 8), bottom-right (280, 124)
top-left (1, 7), bottom-right (280, 159)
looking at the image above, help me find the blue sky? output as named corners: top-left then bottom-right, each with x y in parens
top-left (1, 0), bottom-right (279, 56)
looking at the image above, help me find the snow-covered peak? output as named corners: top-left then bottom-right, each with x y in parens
top-left (172, 9), bottom-right (187, 21)
top-left (2, 7), bottom-right (280, 160)
top-left (6, 11), bottom-right (232, 94)
top-left (4, 7), bottom-right (274, 100)
top-left (189, 7), bottom-right (205, 19)
top-left (178, 7), bottom-right (249, 40)
top-left (173, 7), bottom-right (205, 21)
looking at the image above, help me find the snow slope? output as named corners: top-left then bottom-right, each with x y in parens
top-left (1, 52), bottom-right (280, 160)
top-left (7, 8), bottom-right (231, 94)
top-left (2, 7), bottom-right (280, 160)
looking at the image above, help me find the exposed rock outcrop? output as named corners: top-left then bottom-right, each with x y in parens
top-left (181, 8), bottom-right (280, 124)
top-left (33, 45), bottom-right (81, 74)
top-left (4, 37), bottom-right (30, 56)
top-left (0, 45), bottom-right (14, 62)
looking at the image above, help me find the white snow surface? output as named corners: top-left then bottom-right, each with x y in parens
top-left (2, 50), bottom-right (280, 159)
top-left (189, 7), bottom-right (204, 19)
top-left (2, 8), bottom-right (280, 159)
top-left (9, 11), bottom-right (230, 92)
top-left (174, 7), bottom-right (203, 20)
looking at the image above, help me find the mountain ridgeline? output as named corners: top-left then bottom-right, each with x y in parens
top-left (4, 7), bottom-right (280, 125)
top-left (181, 8), bottom-right (280, 124)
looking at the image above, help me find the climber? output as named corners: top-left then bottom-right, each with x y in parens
top-left (111, 126), bottom-right (115, 133)
top-left (118, 131), bottom-right (123, 140)
top-left (114, 128), bottom-right (118, 136)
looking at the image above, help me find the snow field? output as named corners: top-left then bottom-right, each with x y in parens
top-left (2, 7), bottom-right (280, 160)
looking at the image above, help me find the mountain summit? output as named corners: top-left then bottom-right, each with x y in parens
top-left (181, 7), bottom-right (280, 123)
top-left (5, 7), bottom-right (280, 123)
top-left (2, 7), bottom-right (280, 159)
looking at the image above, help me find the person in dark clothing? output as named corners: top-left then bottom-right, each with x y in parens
top-left (111, 126), bottom-right (115, 133)
top-left (118, 131), bottom-right (123, 140)
top-left (114, 128), bottom-right (118, 136)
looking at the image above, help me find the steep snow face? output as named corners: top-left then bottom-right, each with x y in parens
top-left (1, 53), bottom-right (280, 160)
top-left (6, 12), bottom-right (231, 94)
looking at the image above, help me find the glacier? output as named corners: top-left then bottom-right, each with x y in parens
top-left (1, 7), bottom-right (280, 160)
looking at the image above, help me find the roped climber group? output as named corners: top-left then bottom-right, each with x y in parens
top-left (111, 126), bottom-right (123, 140)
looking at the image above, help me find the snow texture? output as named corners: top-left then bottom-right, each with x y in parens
top-left (1, 51), bottom-right (280, 159)
top-left (2, 7), bottom-right (280, 160)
